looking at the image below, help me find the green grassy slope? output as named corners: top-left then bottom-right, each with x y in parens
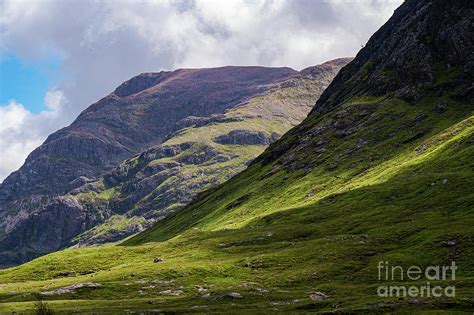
top-left (127, 95), bottom-right (474, 245)
top-left (0, 93), bottom-right (472, 313)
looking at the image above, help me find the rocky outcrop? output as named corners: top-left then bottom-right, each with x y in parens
top-left (214, 130), bottom-right (279, 145)
top-left (175, 115), bottom-right (244, 131)
top-left (311, 0), bottom-right (473, 114)
top-left (39, 282), bottom-right (102, 296)
top-left (0, 196), bottom-right (105, 267)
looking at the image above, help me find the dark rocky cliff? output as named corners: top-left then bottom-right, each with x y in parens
top-left (254, 0), bottom-right (473, 168)
top-left (311, 0), bottom-right (473, 114)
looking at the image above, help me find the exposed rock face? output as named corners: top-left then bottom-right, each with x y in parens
top-left (39, 282), bottom-right (102, 296)
top-left (0, 196), bottom-right (104, 266)
top-left (0, 60), bottom-right (351, 267)
top-left (255, 0), bottom-right (474, 169)
top-left (311, 0), bottom-right (473, 114)
top-left (214, 130), bottom-right (279, 145)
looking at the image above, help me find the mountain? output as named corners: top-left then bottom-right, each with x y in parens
top-left (127, 0), bottom-right (474, 244)
top-left (0, 59), bottom-right (350, 267)
top-left (0, 0), bottom-right (473, 313)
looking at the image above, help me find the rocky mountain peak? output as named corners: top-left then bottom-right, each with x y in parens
top-left (299, 57), bottom-right (353, 78)
top-left (112, 71), bottom-right (175, 97)
top-left (313, 0), bottom-right (473, 114)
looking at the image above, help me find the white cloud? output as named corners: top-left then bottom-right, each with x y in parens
top-left (0, 0), bottom-right (403, 181)
top-left (0, 91), bottom-right (66, 182)
top-left (44, 90), bottom-right (66, 112)
top-left (0, 100), bottom-right (29, 133)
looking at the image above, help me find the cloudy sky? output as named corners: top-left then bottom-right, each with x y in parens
top-left (0, 0), bottom-right (402, 182)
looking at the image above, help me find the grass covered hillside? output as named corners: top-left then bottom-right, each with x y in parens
top-left (0, 0), bottom-right (473, 313)
top-left (0, 95), bottom-right (472, 314)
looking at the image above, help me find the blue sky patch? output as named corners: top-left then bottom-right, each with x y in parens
top-left (0, 53), bottom-right (62, 113)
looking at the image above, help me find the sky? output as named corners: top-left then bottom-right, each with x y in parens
top-left (0, 0), bottom-right (403, 182)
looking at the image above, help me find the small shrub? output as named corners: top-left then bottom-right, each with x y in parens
top-left (34, 300), bottom-right (54, 315)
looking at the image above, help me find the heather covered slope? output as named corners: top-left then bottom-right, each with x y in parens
top-left (0, 60), bottom-right (349, 266)
top-left (0, 0), bottom-right (473, 313)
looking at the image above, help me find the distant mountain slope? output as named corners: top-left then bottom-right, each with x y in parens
top-left (1, 67), bottom-right (297, 199)
top-left (0, 59), bottom-right (350, 266)
top-left (70, 59), bottom-right (350, 245)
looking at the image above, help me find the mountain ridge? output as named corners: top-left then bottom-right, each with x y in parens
top-left (0, 58), bottom-right (350, 266)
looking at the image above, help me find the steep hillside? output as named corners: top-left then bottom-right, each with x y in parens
top-left (128, 0), bottom-right (474, 244)
top-left (0, 60), bottom-right (350, 266)
top-left (0, 0), bottom-right (472, 313)
top-left (70, 60), bottom-right (350, 245)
